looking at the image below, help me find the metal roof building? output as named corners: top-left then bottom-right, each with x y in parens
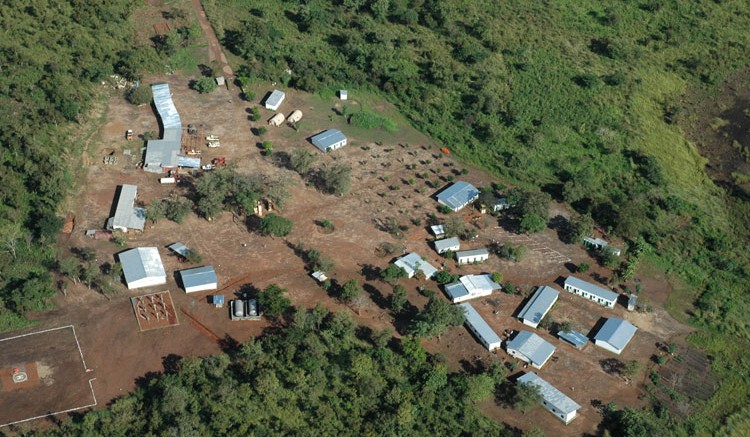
top-left (443, 274), bottom-right (501, 303)
top-left (168, 242), bottom-right (189, 258)
top-left (119, 247), bottom-right (166, 289)
top-left (311, 129), bottom-right (347, 152)
top-left (458, 303), bottom-right (502, 351)
top-left (145, 83), bottom-right (182, 173)
top-left (436, 181), bottom-right (480, 212)
top-left (434, 237), bottom-right (460, 254)
top-left (394, 252), bottom-right (438, 279)
top-left (564, 276), bottom-right (618, 309)
top-left (179, 266), bottom-right (218, 293)
top-left (177, 156), bottom-right (201, 168)
top-left (264, 89), bottom-right (285, 111)
top-left (517, 372), bottom-right (581, 424)
top-left (594, 318), bottom-right (637, 355)
top-left (558, 330), bottom-right (589, 350)
top-left (456, 248), bottom-right (489, 265)
top-left (109, 184), bottom-right (145, 232)
top-left (430, 224), bottom-right (445, 238)
top-left (518, 286), bottom-right (559, 328)
top-left (506, 330), bottom-right (556, 369)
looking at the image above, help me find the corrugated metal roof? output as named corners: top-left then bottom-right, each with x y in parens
top-left (456, 248), bottom-right (489, 258)
top-left (119, 247), bottom-right (165, 284)
top-left (212, 295), bottom-right (225, 304)
top-left (444, 282), bottom-right (469, 301)
top-left (460, 274), bottom-right (501, 293)
top-left (168, 242), bottom-right (189, 257)
top-left (518, 286), bottom-right (559, 325)
top-left (558, 330), bottom-right (589, 349)
top-left (430, 224), bottom-right (445, 236)
top-left (179, 266), bottom-right (217, 289)
top-left (459, 303), bottom-right (501, 347)
top-left (434, 237), bottom-right (460, 252)
top-left (111, 184), bottom-right (145, 231)
top-left (517, 372), bottom-right (581, 415)
top-left (177, 155), bottom-right (201, 168)
top-left (565, 276), bottom-right (618, 302)
top-left (265, 90), bottom-right (285, 108)
top-left (394, 252), bottom-right (438, 279)
top-left (311, 129), bottom-right (347, 151)
top-left (507, 331), bottom-right (556, 367)
top-left (146, 83), bottom-right (182, 172)
top-left (437, 181), bottom-right (479, 211)
top-left (594, 318), bottom-right (637, 350)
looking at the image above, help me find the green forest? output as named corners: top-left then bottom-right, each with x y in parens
top-left (2, 0), bottom-right (750, 435)
top-left (199, 0), bottom-right (750, 431)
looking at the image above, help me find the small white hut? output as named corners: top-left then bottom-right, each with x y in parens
top-left (268, 113), bottom-right (285, 127)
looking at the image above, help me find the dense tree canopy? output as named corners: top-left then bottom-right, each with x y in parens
top-left (39, 307), bottom-right (508, 436)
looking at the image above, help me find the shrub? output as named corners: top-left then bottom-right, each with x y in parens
top-left (259, 213), bottom-right (293, 237)
top-left (193, 76), bottom-right (217, 93)
top-left (578, 262), bottom-right (590, 273)
top-left (126, 85), bottom-right (152, 105)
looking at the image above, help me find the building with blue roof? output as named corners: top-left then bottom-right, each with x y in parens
top-left (517, 372), bottom-right (581, 424)
top-left (564, 276), bottom-right (618, 309)
top-left (518, 286), bottom-right (559, 328)
top-left (558, 330), bottom-right (589, 350)
top-left (594, 318), bottom-right (637, 355)
top-left (436, 181), bottom-right (480, 212)
top-left (179, 266), bottom-right (218, 293)
top-left (506, 330), bottom-right (556, 369)
top-left (311, 129), bottom-right (347, 152)
top-left (458, 303), bottom-right (502, 350)
top-left (145, 83), bottom-right (182, 173)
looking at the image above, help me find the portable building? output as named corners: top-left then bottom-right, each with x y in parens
top-left (517, 286), bottom-right (559, 328)
top-left (456, 248), bottom-right (489, 265)
top-left (311, 129), bottom-right (347, 152)
top-left (434, 237), bottom-right (460, 254)
top-left (563, 276), bottom-right (618, 308)
top-left (339, 90), bottom-right (348, 100)
top-left (517, 372), bottom-right (581, 424)
top-left (179, 266), bottom-right (218, 293)
top-left (264, 90), bottom-right (285, 111)
top-left (506, 330), bottom-right (556, 369)
top-left (459, 303), bottom-right (502, 351)
top-left (268, 113), bottom-right (285, 127)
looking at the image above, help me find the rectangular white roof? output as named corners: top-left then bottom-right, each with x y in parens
top-left (517, 372), bottom-right (581, 415)
top-left (394, 252), bottom-right (438, 279)
top-left (565, 276), bottom-right (618, 302)
top-left (119, 247), bottom-right (166, 284)
top-left (459, 303), bottom-right (501, 347)
top-left (518, 286), bottom-right (559, 326)
top-left (437, 181), bottom-right (479, 210)
top-left (434, 237), bottom-right (460, 253)
top-left (265, 89), bottom-right (285, 108)
top-left (460, 274), bottom-right (501, 293)
top-left (111, 184), bottom-right (145, 231)
top-left (594, 318), bottom-right (637, 350)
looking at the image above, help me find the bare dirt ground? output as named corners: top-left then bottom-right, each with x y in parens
top-left (0, 327), bottom-right (94, 426)
top-left (8, 2), bottom-right (698, 434)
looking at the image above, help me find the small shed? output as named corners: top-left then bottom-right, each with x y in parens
top-left (211, 295), bottom-right (225, 308)
top-left (627, 294), bottom-right (638, 311)
top-left (216, 76), bottom-right (225, 86)
top-left (311, 271), bottom-right (328, 283)
top-left (287, 110), bottom-right (303, 123)
top-left (168, 242), bottom-right (189, 258)
top-left (434, 237), bottom-right (460, 254)
top-left (179, 266), bottom-right (218, 293)
top-left (456, 248), bottom-right (489, 265)
top-left (430, 224), bottom-right (445, 238)
top-left (339, 90), bottom-right (348, 100)
top-left (268, 113), bottom-right (285, 127)
top-left (558, 330), bottom-right (589, 350)
top-left (264, 89), bottom-right (285, 111)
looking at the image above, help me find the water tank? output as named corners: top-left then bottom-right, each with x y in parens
top-left (247, 299), bottom-right (258, 316)
top-left (233, 300), bottom-right (245, 317)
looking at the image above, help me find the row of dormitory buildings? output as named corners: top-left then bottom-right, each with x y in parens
top-left (444, 273), bottom-right (638, 424)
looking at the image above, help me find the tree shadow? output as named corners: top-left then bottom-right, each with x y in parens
top-left (359, 263), bottom-right (382, 281)
top-left (548, 214), bottom-right (569, 242)
top-left (363, 283), bottom-right (389, 310)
